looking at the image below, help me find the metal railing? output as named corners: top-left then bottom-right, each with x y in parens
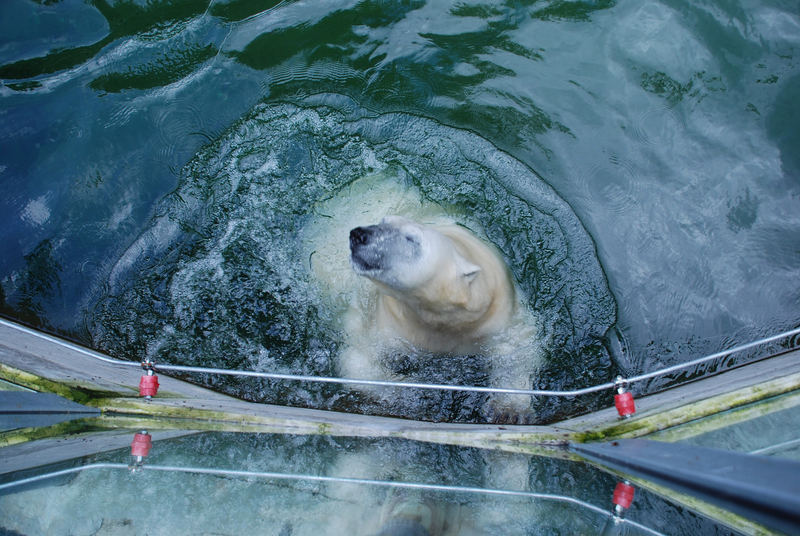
top-left (0, 461), bottom-right (665, 535)
top-left (2, 318), bottom-right (798, 399)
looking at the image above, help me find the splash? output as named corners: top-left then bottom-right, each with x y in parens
top-left (92, 96), bottom-right (616, 422)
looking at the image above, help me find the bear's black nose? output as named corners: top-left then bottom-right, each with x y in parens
top-left (350, 226), bottom-right (372, 249)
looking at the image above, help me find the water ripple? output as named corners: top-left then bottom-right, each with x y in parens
top-left (585, 153), bottom-right (642, 216)
top-left (631, 103), bottom-right (686, 147)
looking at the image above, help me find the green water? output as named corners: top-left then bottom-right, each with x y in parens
top-left (1, 1), bottom-right (799, 421)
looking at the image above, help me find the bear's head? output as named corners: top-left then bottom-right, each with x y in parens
top-left (349, 216), bottom-right (482, 310)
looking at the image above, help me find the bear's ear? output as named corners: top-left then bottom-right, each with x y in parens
top-left (458, 258), bottom-right (481, 284)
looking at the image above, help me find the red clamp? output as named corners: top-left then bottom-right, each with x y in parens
top-left (612, 481), bottom-right (635, 510)
top-left (601, 480), bottom-right (636, 534)
top-left (614, 376), bottom-right (635, 418)
top-left (602, 480), bottom-right (636, 532)
top-left (131, 431), bottom-right (153, 458)
top-left (130, 431), bottom-right (152, 471)
top-left (139, 358), bottom-right (159, 399)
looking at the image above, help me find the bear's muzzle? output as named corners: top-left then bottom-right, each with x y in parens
top-left (350, 225), bottom-right (383, 272)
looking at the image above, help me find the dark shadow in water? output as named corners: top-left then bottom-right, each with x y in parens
top-left (228, 0), bottom-right (617, 151)
top-left (0, 0), bottom-right (207, 80)
top-left (209, 0), bottom-right (286, 23)
top-left (639, 70), bottom-right (726, 107)
top-left (88, 43), bottom-right (218, 93)
top-left (229, 1), bottom-right (425, 72)
top-left (1, 239), bottom-right (62, 330)
top-left (529, 0), bottom-right (616, 21)
top-left (2, 0), bottom-right (618, 150)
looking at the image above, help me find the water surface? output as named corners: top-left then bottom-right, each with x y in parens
top-left (1, 0), bottom-right (799, 420)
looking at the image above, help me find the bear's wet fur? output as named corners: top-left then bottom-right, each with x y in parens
top-left (344, 216), bottom-right (539, 423)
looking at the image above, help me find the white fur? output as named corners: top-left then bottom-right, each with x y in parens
top-left (302, 172), bottom-right (544, 418)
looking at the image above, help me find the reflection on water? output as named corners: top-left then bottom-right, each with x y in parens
top-left (0, 431), bottom-right (738, 535)
top-left (1, 0), bottom-right (799, 416)
top-left (0, 0), bottom-right (209, 83)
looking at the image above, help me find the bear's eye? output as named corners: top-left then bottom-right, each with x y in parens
top-left (404, 234), bottom-right (419, 245)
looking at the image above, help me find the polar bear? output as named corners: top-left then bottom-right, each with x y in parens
top-left (348, 216), bottom-right (514, 355)
top-left (344, 216), bottom-right (539, 422)
top-left (302, 172), bottom-right (542, 423)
